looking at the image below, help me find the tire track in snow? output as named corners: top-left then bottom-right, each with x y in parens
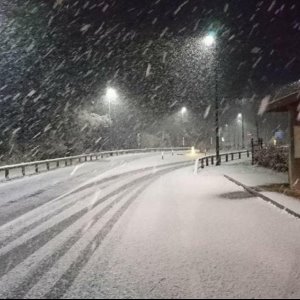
top-left (0, 163), bottom-right (163, 246)
top-left (0, 172), bottom-right (154, 277)
top-left (36, 165), bottom-right (191, 299)
top-left (44, 179), bottom-right (155, 300)
top-left (0, 166), bottom-right (148, 248)
top-left (0, 188), bottom-right (138, 299)
top-left (4, 187), bottom-right (136, 299)
top-left (0, 153), bottom-right (157, 225)
top-left (0, 160), bottom-right (191, 250)
top-left (0, 160), bottom-right (188, 237)
top-left (0, 189), bottom-right (96, 248)
top-left (0, 162), bottom-right (192, 298)
top-left (56, 160), bottom-right (191, 201)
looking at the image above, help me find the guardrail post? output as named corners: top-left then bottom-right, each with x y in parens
top-left (194, 159), bottom-right (199, 174)
top-left (1, 148), bottom-right (242, 182)
top-left (251, 138), bottom-right (255, 165)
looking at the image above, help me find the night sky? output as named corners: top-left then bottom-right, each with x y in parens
top-left (0, 0), bottom-right (299, 159)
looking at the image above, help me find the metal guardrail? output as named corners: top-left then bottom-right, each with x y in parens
top-left (194, 150), bottom-right (251, 174)
top-left (0, 147), bottom-right (190, 180)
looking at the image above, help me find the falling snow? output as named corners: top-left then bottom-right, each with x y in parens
top-left (258, 96), bottom-right (271, 116)
top-left (0, 0), bottom-right (298, 165)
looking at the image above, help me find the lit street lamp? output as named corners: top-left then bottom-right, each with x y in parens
top-left (237, 113), bottom-right (245, 149)
top-left (224, 124), bottom-right (229, 149)
top-left (203, 34), bottom-right (216, 47)
top-left (105, 87), bottom-right (118, 121)
top-left (181, 107), bottom-right (187, 146)
top-left (105, 87), bottom-right (118, 149)
top-left (202, 32), bottom-right (220, 165)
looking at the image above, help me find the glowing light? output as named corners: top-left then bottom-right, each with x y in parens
top-left (106, 87), bottom-right (118, 101)
top-left (202, 33), bottom-right (216, 47)
top-left (191, 146), bottom-right (196, 155)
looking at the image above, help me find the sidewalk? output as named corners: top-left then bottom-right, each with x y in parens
top-left (218, 159), bottom-right (300, 217)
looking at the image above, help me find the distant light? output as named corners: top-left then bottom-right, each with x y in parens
top-left (222, 137), bottom-right (225, 142)
top-left (181, 107), bottom-right (187, 114)
top-left (191, 146), bottom-right (196, 155)
top-left (202, 33), bottom-right (216, 47)
top-left (238, 113), bottom-right (242, 119)
top-left (106, 87), bottom-right (118, 101)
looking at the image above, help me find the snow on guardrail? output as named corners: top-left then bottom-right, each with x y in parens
top-left (194, 150), bottom-right (251, 174)
top-left (0, 147), bottom-right (191, 180)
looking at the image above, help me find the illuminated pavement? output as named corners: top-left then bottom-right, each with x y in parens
top-left (0, 153), bottom-right (299, 299)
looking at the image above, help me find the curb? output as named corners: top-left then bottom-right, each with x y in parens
top-left (224, 175), bottom-right (300, 220)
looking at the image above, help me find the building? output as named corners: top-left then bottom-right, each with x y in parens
top-left (267, 92), bottom-right (300, 191)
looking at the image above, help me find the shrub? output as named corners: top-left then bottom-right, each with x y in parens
top-left (254, 146), bottom-right (288, 172)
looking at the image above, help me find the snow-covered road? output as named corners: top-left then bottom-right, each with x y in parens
top-left (0, 152), bottom-right (299, 299)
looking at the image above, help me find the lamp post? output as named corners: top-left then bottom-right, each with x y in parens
top-left (224, 124), bottom-right (229, 149)
top-left (105, 87), bottom-right (118, 149)
top-left (106, 87), bottom-right (118, 121)
top-left (202, 33), bottom-right (220, 165)
top-left (181, 107), bottom-right (187, 147)
top-left (238, 113), bottom-right (245, 149)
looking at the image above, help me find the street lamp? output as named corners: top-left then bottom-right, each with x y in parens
top-left (202, 32), bottom-right (220, 165)
top-left (237, 113), bottom-right (245, 148)
top-left (105, 87), bottom-right (118, 121)
top-left (203, 33), bottom-right (216, 47)
top-left (105, 87), bottom-right (118, 150)
top-left (181, 107), bottom-right (187, 146)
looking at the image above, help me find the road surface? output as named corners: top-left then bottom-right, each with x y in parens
top-left (0, 152), bottom-right (299, 299)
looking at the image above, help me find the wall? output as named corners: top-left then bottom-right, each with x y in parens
top-left (289, 108), bottom-right (300, 191)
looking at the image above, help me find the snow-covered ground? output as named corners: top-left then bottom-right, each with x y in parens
top-left (221, 160), bottom-right (300, 216)
top-left (0, 152), bottom-right (194, 226)
top-left (0, 153), bottom-right (299, 299)
top-left (221, 160), bottom-right (289, 187)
